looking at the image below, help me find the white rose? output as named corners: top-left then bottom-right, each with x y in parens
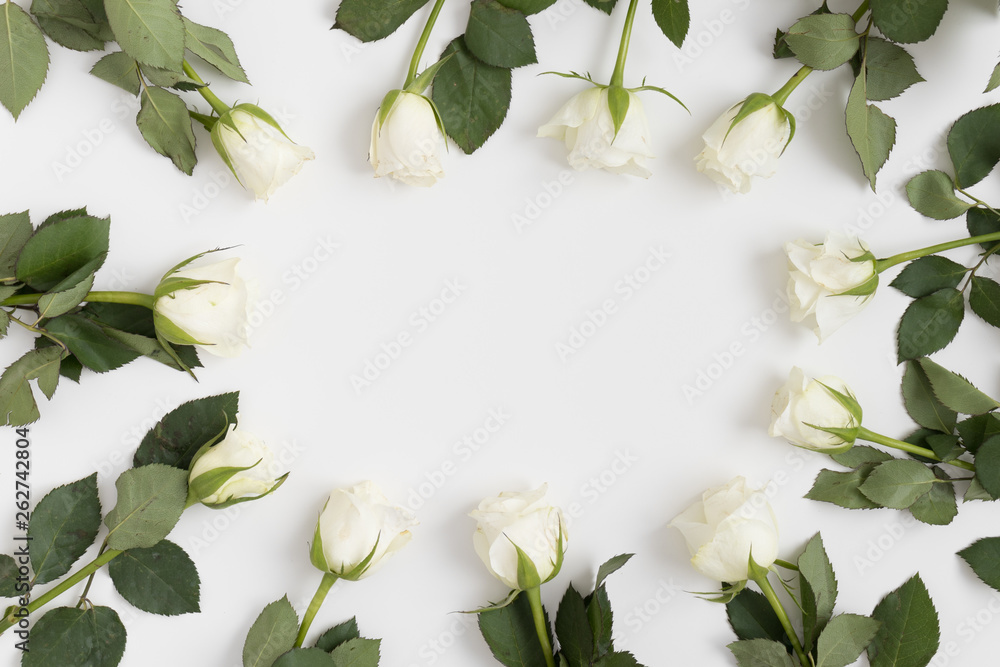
top-left (153, 257), bottom-right (253, 357)
top-left (188, 426), bottom-right (285, 507)
top-left (370, 91), bottom-right (445, 187)
top-left (470, 484), bottom-right (567, 590)
top-left (309, 481), bottom-right (417, 580)
top-left (212, 104), bottom-right (314, 201)
top-left (538, 87), bottom-right (653, 178)
top-left (696, 99), bottom-right (791, 194)
top-left (670, 477), bottom-right (779, 583)
top-left (786, 232), bottom-right (878, 341)
top-left (769, 367), bottom-right (860, 453)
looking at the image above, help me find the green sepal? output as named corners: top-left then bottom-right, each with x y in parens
top-left (154, 276), bottom-right (223, 300)
top-left (189, 458), bottom-right (262, 504)
top-left (462, 588), bottom-right (521, 614)
top-left (203, 472), bottom-right (288, 510)
top-left (153, 309), bottom-right (209, 347)
top-left (817, 382), bottom-right (864, 424)
top-left (185, 416), bottom-right (232, 475)
top-left (545, 522), bottom-right (565, 584)
top-left (158, 247), bottom-right (232, 283)
top-left (404, 53), bottom-right (454, 95)
top-left (803, 425), bottom-right (857, 453)
top-left (338, 535), bottom-right (381, 581)
top-left (512, 540), bottom-right (543, 590)
top-left (309, 511), bottom-right (329, 573)
top-left (606, 85), bottom-right (630, 140)
top-left (376, 89), bottom-right (404, 128)
top-left (154, 330), bottom-right (195, 379)
top-left (230, 103), bottom-right (291, 139)
top-left (628, 83), bottom-right (689, 113)
top-left (540, 70), bottom-right (598, 85)
top-left (778, 106), bottom-right (796, 154)
top-left (839, 273), bottom-right (879, 297)
top-left (695, 580), bottom-right (747, 604)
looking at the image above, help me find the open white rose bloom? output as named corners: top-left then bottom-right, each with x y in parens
top-left (470, 484), bottom-right (567, 590)
top-left (786, 232), bottom-right (878, 341)
top-left (310, 481), bottom-right (417, 580)
top-left (153, 257), bottom-right (253, 357)
top-left (212, 105), bottom-right (315, 201)
top-left (769, 367), bottom-right (859, 453)
top-left (538, 87), bottom-right (653, 178)
top-left (696, 100), bottom-right (791, 194)
top-left (370, 91), bottom-right (445, 187)
top-left (670, 477), bottom-right (779, 584)
top-left (188, 426), bottom-right (283, 506)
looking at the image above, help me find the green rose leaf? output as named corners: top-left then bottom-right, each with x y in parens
top-left (0, 2), bottom-right (50, 120)
top-left (868, 575), bottom-right (939, 667)
top-left (870, 0), bottom-right (947, 43)
top-left (862, 37), bottom-right (923, 101)
top-left (915, 357), bottom-right (1000, 415)
top-left (23, 606), bottom-right (126, 667)
top-left (108, 539), bottom-right (200, 615)
top-left (243, 597), bottom-right (299, 667)
top-left (104, 463), bottom-right (188, 551)
top-left (0, 555), bottom-right (18, 597)
top-left (141, 64), bottom-right (201, 90)
top-left (806, 466), bottom-right (883, 510)
top-left (556, 585), bottom-right (594, 665)
top-left (727, 589), bottom-right (791, 648)
top-left (901, 360), bottom-right (957, 433)
top-left (30, 0), bottom-right (109, 52)
top-left (846, 66), bottom-right (896, 190)
top-left (967, 207), bottom-right (1000, 251)
top-left (909, 467), bottom-right (957, 526)
top-left (104, 0), bottom-right (184, 70)
top-left (594, 553), bottom-right (632, 591)
top-left (90, 51), bottom-right (141, 95)
top-left (831, 445), bottom-right (892, 468)
top-left (0, 347), bottom-right (65, 426)
top-left (974, 436), bottom-right (1000, 499)
top-left (479, 592), bottom-right (551, 667)
top-left (969, 276), bottom-right (1000, 329)
top-left (183, 17), bottom-right (249, 84)
top-left (896, 289), bottom-right (964, 362)
top-left (273, 648), bottom-right (336, 666)
top-left (957, 414), bottom-right (1000, 454)
top-left (784, 13), bottom-right (859, 71)
top-left (905, 171), bottom-right (973, 220)
top-left (315, 617), bottom-right (360, 652)
top-left (816, 614), bottom-right (881, 667)
top-left (133, 392), bottom-right (239, 469)
top-left (890, 256), bottom-right (967, 299)
top-left (859, 460), bottom-right (936, 509)
top-left (29, 473), bottom-right (101, 586)
top-left (958, 537), bottom-right (1000, 592)
top-left (45, 315), bottom-right (140, 373)
top-left (329, 638), bottom-right (381, 667)
top-left (727, 639), bottom-right (795, 667)
top-left (465, 0), bottom-right (536, 69)
top-left (334, 0), bottom-right (431, 42)
top-left (948, 104), bottom-right (1000, 188)
top-left (15, 213), bottom-right (109, 291)
top-left (496, 0), bottom-right (556, 15)
top-left (431, 37), bottom-right (512, 154)
top-left (966, 478), bottom-right (993, 501)
top-left (580, 0), bottom-right (621, 15)
top-left (987, 62), bottom-right (1000, 94)
top-left (137, 86), bottom-right (198, 175)
top-left (37, 267), bottom-right (99, 320)
top-left (594, 653), bottom-right (639, 666)
top-left (920, 432), bottom-right (962, 462)
top-left (0, 211), bottom-right (33, 280)
top-left (585, 582), bottom-right (614, 655)
top-left (651, 0), bottom-right (690, 48)
top-left (799, 534), bottom-right (838, 651)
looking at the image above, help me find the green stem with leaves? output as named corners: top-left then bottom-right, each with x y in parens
top-left (874, 231), bottom-right (1000, 273)
top-left (182, 61), bottom-right (231, 117)
top-left (748, 560), bottom-right (809, 667)
top-left (403, 0), bottom-right (448, 89)
top-left (0, 548), bottom-right (122, 634)
top-left (524, 587), bottom-right (556, 667)
top-left (610, 0), bottom-right (640, 87)
top-left (1, 291), bottom-right (156, 309)
top-left (859, 427), bottom-right (976, 472)
top-left (294, 573), bottom-right (339, 648)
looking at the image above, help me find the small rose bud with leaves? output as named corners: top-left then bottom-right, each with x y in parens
top-left (370, 90), bottom-right (446, 187)
top-left (188, 425), bottom-right (287, 508)
top-left (211, 104), bottom-right (314, 201)
top-left (696, 94), bottom-right (793, 194)
top-left (309, 481), bottom-right (417, 581)
top-left (153, 254), bottom-right (253, 358)
top-left (786, 232), bottom-right (878, 341)
top-left (539, 86), bottom-right (654, 178)
top-left (470, 484), bottom-right (567, 591)
top-left (770, 367), bottom-right (861, 453)
top-left (670, 477), bottom-right (779, 583)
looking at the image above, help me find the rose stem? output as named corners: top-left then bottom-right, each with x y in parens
top-left (294, 573), bottom-right (339, 648)
top-left (2, 291), bottom-right (156, 309)
top-left (858, 427), bottom-right (975, 472)
top-left (525, 587), bottom-right (556, 667)
top-left (875, 231), bottom-right (1000, 273)
top-left (610, 0), bottom-right (640, 88)
top-left (403, 0), bottom-right (448, 89)
top-left (181, 61), bottom-right (231, 116)
top-left (748, 559), bottom-right (809, 666)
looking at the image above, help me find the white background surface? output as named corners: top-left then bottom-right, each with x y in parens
top-left (2, 0), bottom-right (1000, 665)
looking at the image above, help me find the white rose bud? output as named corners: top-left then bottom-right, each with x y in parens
top-left (786, 232), bottom-right (878, 341)
top-left (769, 367), bottom-right (861, 453)
top-left (212, 104), bottom-right (314, 201)
top-left (470, 484), bottom-right (567, 590)
top-left (670, 477), bottom-right (780, 583)
top-left (696, 96), bottom-right (792, 194)
top-left (188, 426), bottom-right (287, 508)
top-left (153, 256), bottom-right (253, 357)
top-left (370, 91), bottom-right (445, 187)
top-left (538, 87), bottom-right (653, 178)
top-left (309, 481), bottom-right (417, 580)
